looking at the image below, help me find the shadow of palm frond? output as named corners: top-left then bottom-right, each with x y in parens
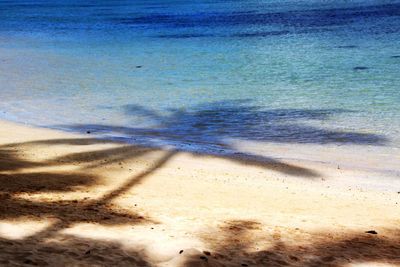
top-left (0, 172), bottom-right (98, 194)
top-left (122, 100), bottom-right (387, 146)
top-left (0, 137), bottom-right (173, 223)
top-left (0, 137), bottom-right (172, 265)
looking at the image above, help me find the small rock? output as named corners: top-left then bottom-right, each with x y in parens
top-left (86, 131), bottom-right (91, 134)
top-left (290, 255), bottom-right (299, 261)
top-left (353, 66), bottom-right (369, 71)
top-left (136, 65), bottom-right (142, 68)
top-left (23, 259), bottom-right (37, 265)
top-left (365, 230), bottom-right (378, 235)
top-left (179, 250), bottom-right (184, 254)
top-left (199, 256), bottom-right (208, 261)
top-left (203, 251), bottom-right (211, 256)
top-left (85, 250), bottom-right (91, 255)
top-left (322, 256), bottom-right (335, 262)
top-left (241, 264), bottom-right (249, 266)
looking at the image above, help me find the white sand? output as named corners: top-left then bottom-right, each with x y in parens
top-left (0, 119), bottom-right (399, 266)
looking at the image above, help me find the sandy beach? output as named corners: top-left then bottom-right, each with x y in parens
top-left (0, 119), bottom-right (399, 266)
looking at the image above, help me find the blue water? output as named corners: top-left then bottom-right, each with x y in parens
top-left (0, 0), bottom-right (400, 153)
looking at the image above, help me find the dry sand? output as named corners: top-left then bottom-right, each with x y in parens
top-left (0, 119), bottom-right (399, 266)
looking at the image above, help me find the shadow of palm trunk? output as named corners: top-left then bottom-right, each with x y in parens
top-left (94, 150), bottom-right (177, 205)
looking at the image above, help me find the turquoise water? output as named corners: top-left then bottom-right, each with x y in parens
top-left (0, 0), bottom-right (400, 153)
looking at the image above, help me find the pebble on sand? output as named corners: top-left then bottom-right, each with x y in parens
top-left (199, 256), bottom-right (208, 261)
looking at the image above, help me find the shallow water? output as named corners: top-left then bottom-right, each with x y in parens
top-left (0, 0), bottom-right (400, 155)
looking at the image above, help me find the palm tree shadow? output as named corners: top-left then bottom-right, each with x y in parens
top-left (122, 100), bottom-right (386, 146)
top-left (61, 100), bottom-right (387, 179)
top-left (0, 138), bottom-right (175, 223)
top-left (0, 138), bottom-right (176, 266)
top-left (0, 101), bottom-right (390, 265)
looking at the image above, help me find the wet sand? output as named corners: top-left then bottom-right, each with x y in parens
top-left (0, 119), bottom-right (399, 266)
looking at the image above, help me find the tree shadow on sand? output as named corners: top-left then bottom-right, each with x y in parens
top-left (0, 138), bottom-right (173, 266)
top-left (191, 219), bottom-right (400, 266)
top-left (62, 100), bottom-right (386, 179)
top-left (83, 100), bottom-right (386, 146)
top-left (0, 234), bottom-right (151, 266)
top-left (0, 100), bottom-right (391, 266)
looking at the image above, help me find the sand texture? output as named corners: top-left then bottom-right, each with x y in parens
top-left (0, 120), bottom-right (399, 266)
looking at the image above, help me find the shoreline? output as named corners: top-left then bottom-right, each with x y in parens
top-left (0, 119), bottom-right (399, 266)
top-left (1, 118), bottom-right (399, 192)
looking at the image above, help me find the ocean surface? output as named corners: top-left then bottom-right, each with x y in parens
top-left (0, 0), bottom-right (400, 155)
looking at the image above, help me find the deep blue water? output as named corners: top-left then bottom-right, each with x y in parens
top-left (0, 0), bottom-right (399, 153)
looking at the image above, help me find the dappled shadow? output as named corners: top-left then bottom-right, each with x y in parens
top-left (0, 137), bottom-right (171, 266)
top-left (0, 137), bottom-right (173, 223)
top-left (0, 131), bottom-right (321, 265)
top-left (0, 101), bottom-right (391, 265)
top-left (196, 219), bottom-right (400, 266)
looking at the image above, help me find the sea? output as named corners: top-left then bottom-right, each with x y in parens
top-left (0, 0), bottom-right (399, 158)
